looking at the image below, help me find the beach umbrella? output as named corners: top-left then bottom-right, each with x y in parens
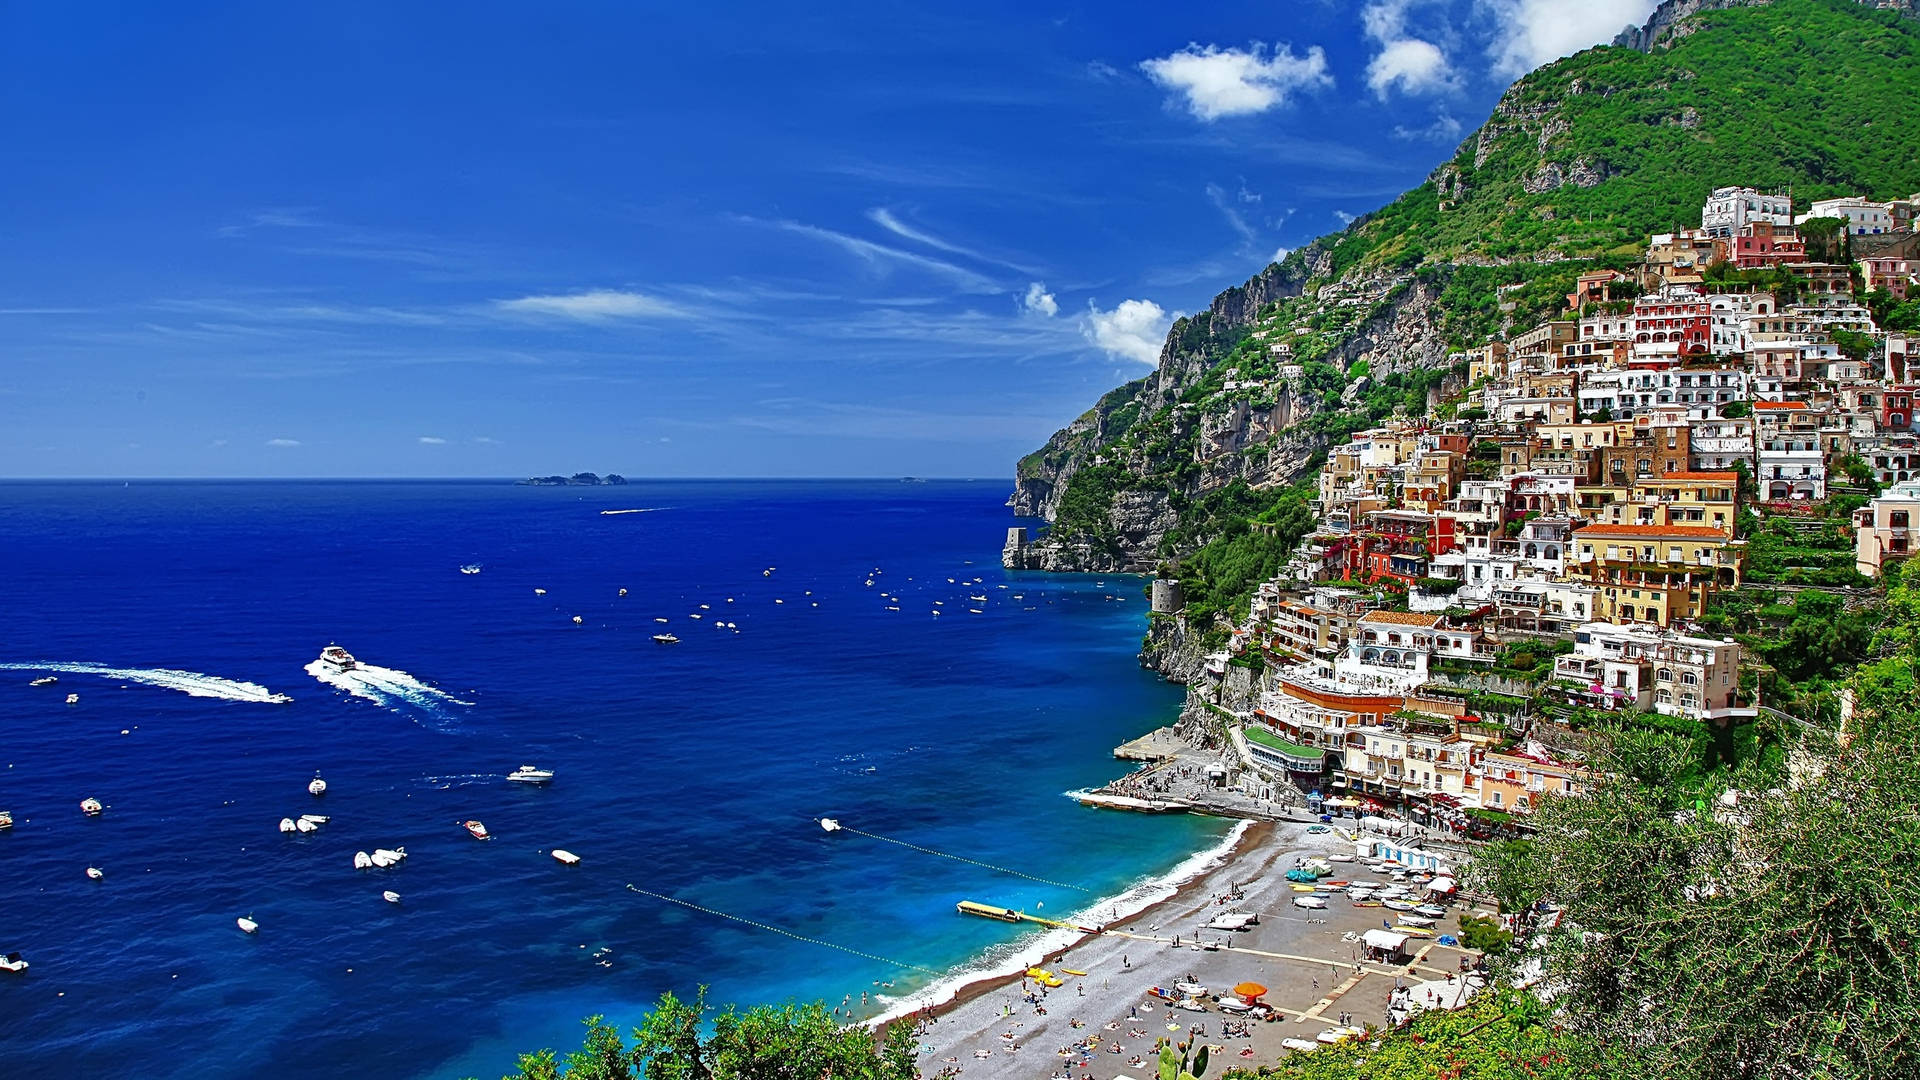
top-left (1232, 982), bottom-right (1267, 999)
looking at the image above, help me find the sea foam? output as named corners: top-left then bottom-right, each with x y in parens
top-left (304, 659), bottom-right (474, 718)
top-left (0, 661), bottom-right (293, 703)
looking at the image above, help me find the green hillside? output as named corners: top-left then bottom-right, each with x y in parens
top-left (1335, 0), bottom-right (1920, 274)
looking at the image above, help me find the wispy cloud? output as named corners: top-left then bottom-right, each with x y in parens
top-left (266, 438), bottom-right (301, 447)
top-left (1206, 183), bottom-right (1259, 245)
top-left (471, 436), bottom-right (500, 445)
top-left (743, 216), bottom-right (1004, 295)
top-left (417, 436), bottom-right (447, 445)
top-left (1393, 112), bottom-right (1465, 142)
top-left (865, 208), bottom-right (1039, 275)
top-left (1139, 42), bottom-right (1332, 121)
top-left (494, 290), bottom-right (693, 321)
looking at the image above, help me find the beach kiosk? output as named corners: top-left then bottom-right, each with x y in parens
top-left (1362, 929), bottom-right (1412, 963)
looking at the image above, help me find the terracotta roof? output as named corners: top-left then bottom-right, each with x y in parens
top-left (1360, 610), bottom-right (1443, 627)
top-left (1640, 471), bottom-right (1738, 483)
top-left (1752, 400), bottom-right (1808, 409)
top-left (1574, 523), bottom-right (1730, 540)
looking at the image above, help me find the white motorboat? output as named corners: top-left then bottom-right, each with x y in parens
top-left (550, 848), bottom-right (580, 865)
top-left (654, 617), bottom-right (669, 623)
top-left (80, 798), bottom-right (103, 817)
top-left (237, 917), bottom-right (259, 935)
top-left (1173, 997), bottom-right (1207, 1012)
top-left (279, 818), bottom-right (297, 834)
top-left (460, 564), bottom-right (482, 575)
top-left (571, 616), bottom-right (583, 624)
top-left (1328, 853), bottom-right (1355, 862)
top-left (353, 851), bottom-right (373, 870)
top-left (65, 693), bottom-right (79, 705)
top-left (299, 814), bottom-right (328, 826)
top-left (1174, 981), bottom-right (1208, 997)
top-left (652, 633), bottom-right (679, 644)
top-left (370, 847), bottom-right (407, 868)
top-left (317, 645), bottom-right (357, 673)
top-left (969, 595), bottom-right (988, 603)
top-left (308, 774), bottom-right (327, 796)
top-left (0, 952), bottom-right (28, 973)
top-left (618, 588), bottom-right (627, 597)
top-left (462, 819), bottom-right (491, 841)
top-left (819, 818), bottom-right (841, 832)
top-left (0, 810), bottom-right (13, 830)
top-left (86, 867), bottom-right (104, 881)
top-left (1415, 903), bottom-right (1449, 917)
top-left (507, 765), bottom-right (554, 785)
top-left (29, 676), bottom-right (58, 687)
top-left (382, 890), bottom-right (402, 904)
top-left (534, 588), bottom-right (546, 595)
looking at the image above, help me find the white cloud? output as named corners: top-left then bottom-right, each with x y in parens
top-left (494, 290), bottom-right (691, 321)
top-left (266, 438), bottom-right (300, 447)
top-left (1367, 38), bottom-right (1453, 97)
top-left (1139, 42), bottom-right (1332, 121)
top-left (1480, 0), bottom-right (1657, 77)
top-left (1272, 246), bottom-right (1294, 265)
top-left (1021, 282), bottom-right (1059, 318)
top-left (471, 436), bottom-right (500, 445)
top-left (1083, 299), bottom-right (1175, 365)
top-left (1393, 111), bottom-right (1465, 142)
top-left (417, 436), bottom-right (447, 445)
top-left (1333, 210), bottom-right (1358, 225)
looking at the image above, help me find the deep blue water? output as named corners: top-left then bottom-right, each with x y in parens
top-left (0, 480), bottom-right (1224, 1079)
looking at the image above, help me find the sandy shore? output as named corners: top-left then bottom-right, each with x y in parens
top-left (903, 819), bottom-right (1479, 1080)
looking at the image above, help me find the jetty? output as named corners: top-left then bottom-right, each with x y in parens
top-left (956, 901), bottom-right (1100, 934)
top-left (1074, 791), bottom-right (1194, 813)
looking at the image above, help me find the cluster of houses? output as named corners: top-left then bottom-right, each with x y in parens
top-left (1184, 185), bottom-right (1920, 832)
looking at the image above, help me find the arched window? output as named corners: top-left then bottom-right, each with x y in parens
top-left (1681, 692), bottom-right (1698, 709)
top-left (1657, 668), bottom-right (1673, 682)
top-left (1682, 671), bottom-right (1699, 685)
top-left (1656, 688), bottom-right (1673, 704)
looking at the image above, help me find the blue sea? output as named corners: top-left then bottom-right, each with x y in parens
top-left (0, 480), bottom-right (1229, 1079)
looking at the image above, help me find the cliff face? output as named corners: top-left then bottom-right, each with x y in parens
top-left (1614, 0), bottom-right (1916, 52)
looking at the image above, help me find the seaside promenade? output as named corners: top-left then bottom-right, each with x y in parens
top-left (909, 821), bottom-right (1484, 1080)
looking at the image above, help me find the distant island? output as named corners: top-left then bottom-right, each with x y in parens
top-left (516, 472), bottom-right (628, 486)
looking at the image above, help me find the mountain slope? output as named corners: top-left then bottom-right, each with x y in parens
top-left (1009, 0), bottom-right (1920, 585)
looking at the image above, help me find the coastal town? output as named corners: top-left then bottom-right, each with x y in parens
top-left (912, 183), bottom-right (1920, 1077)
top-left (1151, 185), bottom-right (1915, 837)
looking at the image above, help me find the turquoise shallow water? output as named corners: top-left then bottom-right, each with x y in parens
top-left (0, 479), bottom-right (1228, 1079)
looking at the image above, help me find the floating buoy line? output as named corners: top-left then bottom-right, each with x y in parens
top-left (623, 883), bottom-right (941, 976)
top-left (825, 821), bottom-right (1091, 893)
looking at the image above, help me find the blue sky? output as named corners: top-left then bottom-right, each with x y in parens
top-left (0, 0), bottom-right (1655, 478)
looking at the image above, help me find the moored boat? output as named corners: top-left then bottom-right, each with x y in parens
top-left (462, 819), bottom-right (491, 841)
top-left (0, 952), bottom-right (28, 973)
top-left (65, 693), bottom-right (79, 705)
top-left (237, 917), bottom-right (258, 934)
top-left (0, 810), bottom-right (12, 830)
top-left (652, 633), bottom-right (679, 644)
top-left (353, 851), bottom-right (373, 870)
top-left (308, 774), bottom-right (327, 796)
top-left (551, 848), bottom-right (580, 865)
top-left (86, 867), bottom-right (104, 881)
top-left (80, 798), bottom-right (103, 817)
top-left (382, 890), bottom-right (402, 904)
top-left (279, 818), bottom-right (296, 833)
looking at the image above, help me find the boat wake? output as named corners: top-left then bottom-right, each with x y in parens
top-left (598, 507), bottom-right (668, 516)
top-left (866, 818), bottom-right (1254, 1025)
top-left (304, 660), bottom-right (474, 721)
top-left (0, 662), bottom-right (293, 704)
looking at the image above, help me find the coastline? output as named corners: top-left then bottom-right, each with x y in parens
top-left (871, 818), bottom-right (1267, 1027)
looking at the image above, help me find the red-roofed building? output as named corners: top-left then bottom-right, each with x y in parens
top-left (1569, 523), bottom-right (1743, 626)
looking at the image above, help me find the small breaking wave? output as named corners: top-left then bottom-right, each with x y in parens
top-left (0, 662), bottom-right (293, 703)
top-left (304, 659), bottom-right (474, 721)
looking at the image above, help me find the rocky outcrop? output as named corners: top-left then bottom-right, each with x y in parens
top-left (1613, 0), bottom-right (1914, 52)
top-left (1139, 615), bottom-right (1209, 685)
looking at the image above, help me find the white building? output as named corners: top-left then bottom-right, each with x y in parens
top-left (1701, 186), bottom-right (1793, 238)
top-left (1552, 622), bottom-right (1752, 721)
top-left (1802, 197), bottom-right (1895, 236)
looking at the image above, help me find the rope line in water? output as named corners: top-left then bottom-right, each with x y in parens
top-left (624, 884), bottom-right (943, 976)
top-left (836, 825), bottom-right (1091, 893)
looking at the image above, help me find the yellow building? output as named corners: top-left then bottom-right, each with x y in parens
top-left (1618, 471), bottom-right (1741, 536)
top-left (1570, 523), bottom-right (1744, 627)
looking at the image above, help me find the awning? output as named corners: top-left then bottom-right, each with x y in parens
top-left (1362, 929), bottom-right (1410, 951)
top-left (1427, 876), bottom-right (1458, 894)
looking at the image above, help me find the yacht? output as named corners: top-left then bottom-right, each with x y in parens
top-left (652, 633), bottom-right (679, 644)
top-left (462, 819), bottom-right (491, 841)
top-left (1, 952), bottom-right (29, 973)
top-left (507, 765), bottom-right (554, 785)
top-left (80, 798), bottom-right (103, 817)
top-left (29, 676), bottom-right (57, 687)
top-left (308, 774), bottom-right (327, 796)
top-left (0, 810), bottom-right (12, 830)
top-left (317, 646), bottom-right (357, 673)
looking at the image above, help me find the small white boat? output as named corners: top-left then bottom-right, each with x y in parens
top-left (820, 818), bottom-right (841, 832)
top-left (65, 693), bottom-right (79, 705)
top-left (1396, 915), bottom-right (1437, 928)
top-left (382, 890), bottom-right (402, 904)
top-left (1281, 1037), bottom-right (1317, 1053)
top-left (0, 952), bottom-right (28, 973)
top-left (462, 819), bottom-right (491, 841)
top-left (86, 867), bottom-right (104, 881)
top-left (237, 917), bottom-right (259, 935)
top-left (0, 811), bottom-right (12, 830)
top-left (370, 847), bottom-right (407, 868)
top-left (654, 617), bottom-right (669, 623)
top-left (279, 818), bottom-right (297, 834)
top-left (507, 765), bottom-right (554, 785)
top-left (618, 588), bottom-right (627, 597)
top-left (571, 616), bottom-right (583, 624)
top-left (1383, 899), bottom-right (1417, 911)
top-left (29, 676), bottom-right (58, 687)
top-left (1293, 895), bottom-right (1328, 909)
top-left (295, 818), bottom-right (318, 834)
top-left (534, 588), bottom-right (546, 596)
top-left (1328, 853), bottom-right (1355, 862)
top-left (460, 564), bottom-right (482, 575)
top-left (308, 774), bottom-right (327, 796)
top-left (299, 814), bottom-right (328, 826)
top-left (80, 798), bottom-right (103, 817)
top-left (353, 851), bottom-right (373, 870)
top-left (551, 849), bottom-right (580, 865)
top-left (969, 595), bottom-right (988, 603)
top-left (653, 633), bottom-right (679, 644)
